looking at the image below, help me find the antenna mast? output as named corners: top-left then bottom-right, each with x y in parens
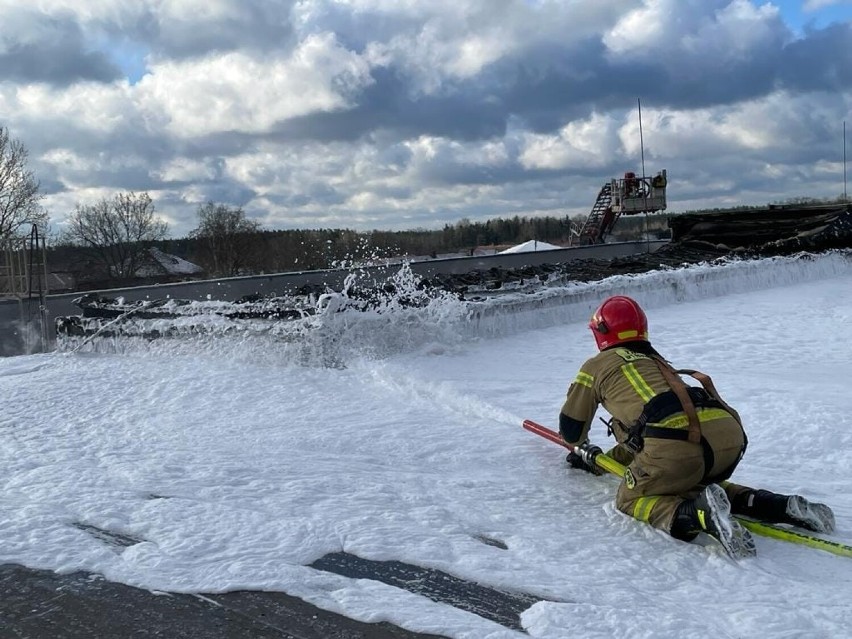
top-left (638, 97), bottom-right (650, 249)
top-left (638, 98), bottom-right (646, 180)
top-left (844, 120), bottom-right (848, 202)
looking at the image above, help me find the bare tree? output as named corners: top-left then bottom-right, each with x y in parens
top-left (0, 126), bottom-right (47, 238)
top-left (63, 192), bottom-right (169, 280)
top-left (191, 202), bottom-right (261, 276)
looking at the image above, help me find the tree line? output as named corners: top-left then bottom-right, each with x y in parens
top-left (45, 200), bottom-right (673, 290)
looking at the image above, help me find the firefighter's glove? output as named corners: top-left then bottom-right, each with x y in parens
top-left (566, 443), bottom-right (603, 476)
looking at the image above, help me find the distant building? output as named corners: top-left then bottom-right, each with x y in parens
top-left (499, 240), bottom-right (563, 254)
top-left (134, 247), bottom-right (204, 278)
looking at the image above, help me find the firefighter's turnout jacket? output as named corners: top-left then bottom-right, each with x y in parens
top-left (560, 344), bottom-right (749, 533)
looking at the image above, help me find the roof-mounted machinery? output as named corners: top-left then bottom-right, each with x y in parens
top-left (577, 169), bottom-right (667, 244)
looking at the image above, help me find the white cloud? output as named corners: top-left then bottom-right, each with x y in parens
top-left (604, 0), bottom-right (784, 64)
top-left (0, 0), bottom-right (145, 22)
top-left (803, 0), bottom-right (849, 11)
top-left (364, 21), bottom-right (517, 95)
top-left (519, 112), bottom-right (620, 170)
top-left (134, 33), bottom-right (373, 137)
top-left (630, 91), bottom-right (847, 161)
top-left (153, 158), bottom-right (219, 183)
top-left (356, 0), bottom-right (633, 94)
top-left (157, 0), bottom-right (244, 23)
top-left (12, 82), bottom-right (135, 134)
top-left (602, 0), bottom-right (669, 55)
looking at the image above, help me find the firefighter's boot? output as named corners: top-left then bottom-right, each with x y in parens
top-left (672, 484), bottom-right (757, 559)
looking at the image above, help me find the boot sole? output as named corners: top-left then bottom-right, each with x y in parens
top-left (703, 484), bottom-right (757, 560)
top-left (786, 496), bottom-right (836, 534)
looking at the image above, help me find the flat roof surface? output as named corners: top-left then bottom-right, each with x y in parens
top-left (1, 563), bottom-right (447, 639)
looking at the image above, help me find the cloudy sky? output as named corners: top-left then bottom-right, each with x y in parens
top-left (1, 0), bottom-right (850, 238)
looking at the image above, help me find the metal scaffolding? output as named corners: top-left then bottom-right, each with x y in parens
top-left (1, 225), bottom-right (51, 352)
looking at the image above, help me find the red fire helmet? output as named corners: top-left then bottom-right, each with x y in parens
top-left (588, 295), bottom-right (649, 350)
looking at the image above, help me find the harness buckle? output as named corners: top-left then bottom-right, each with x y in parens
top-left (624, 420), bottom-right (646, 455)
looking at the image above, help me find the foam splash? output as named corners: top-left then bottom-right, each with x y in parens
top-left (57, 251), bottom-right (852, 368)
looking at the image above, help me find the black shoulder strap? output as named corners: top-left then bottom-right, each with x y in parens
top-left (650, 355), bottom-right (702, 444)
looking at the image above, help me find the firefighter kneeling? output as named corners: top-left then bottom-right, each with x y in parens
top-left (559, 295), bottom-right (835, 559)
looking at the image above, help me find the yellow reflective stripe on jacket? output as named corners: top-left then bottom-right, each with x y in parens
top-left (574, 371), bottom-right (594, 388)
top-left (632, 496), bottom-right (660, 523)
top-left (621, 363), bottom-right (655, 402)
top-left (651, 407), bottom-right (731, 430)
